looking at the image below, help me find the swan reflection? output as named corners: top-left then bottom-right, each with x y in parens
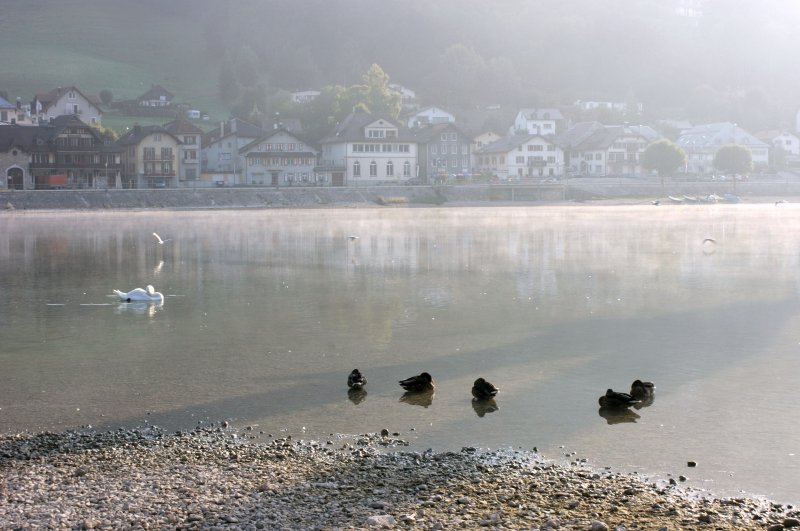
top-left (471, 398), bottom-right (499, 417)
top-left (114, 301), bottom-right (162, 317)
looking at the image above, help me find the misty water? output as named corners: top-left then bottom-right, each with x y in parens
top-left (1, 206), bottom-right (799, 504)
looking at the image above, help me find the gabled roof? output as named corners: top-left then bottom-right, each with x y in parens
top-left (0, 124), bottom-right (54, 151)
top-left (516, 108), bottom-right (564, 121)
top-left (33, 86), bottom-right (102, 112)
top-left (239, 127), bottom-right (318, 154)
top-left (202, 118), bottom-right (268, 147)
top-left (117, 124), bottom-right (180, 146)
top-left (413, 122), bottom-right (469, 143)
top-left (677, 122), bottom-right (768, 149)
top-left (553, 121), bottom-right (607, 150)
top-left (319, 112), bottom-right (415, 143)
top-left (554, 121), bottom-right (660, 151)
top-left (0, 96), bottom-right (15, 110)
top-left (163, 117), bottom-right (204, 135)
top-left (477, 134), bottom-right (554, 154)
top-left (138, 84), bottom-right (173, 101)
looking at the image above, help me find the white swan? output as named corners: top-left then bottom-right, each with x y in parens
top-left (113, 285), bottom-right (164, 303)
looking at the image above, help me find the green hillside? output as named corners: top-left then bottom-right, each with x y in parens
top-left (0, 0), bottom-right (225, 131)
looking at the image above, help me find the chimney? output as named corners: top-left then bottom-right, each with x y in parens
top-left (133, 123), bottom-right (141, 135)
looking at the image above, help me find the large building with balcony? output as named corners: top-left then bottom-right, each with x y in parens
top-left (117, 124), bottom-right (180, 188)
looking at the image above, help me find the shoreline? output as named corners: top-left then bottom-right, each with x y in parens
top-left (3, 184), bottom-right (800, 212)
top-left (1, 426), bottom-right (796, 529)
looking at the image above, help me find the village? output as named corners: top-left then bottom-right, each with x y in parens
top-left (1, 82), bottom-right (796, 193)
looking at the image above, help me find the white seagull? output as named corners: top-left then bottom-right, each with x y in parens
top-left (153, 232), bottom-right (172, 245)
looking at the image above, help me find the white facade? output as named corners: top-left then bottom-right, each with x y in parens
top-left (475, 135), bottom-right (564, 181)
top-left (406, 107), bottom-right (455, 129)
top-left (291, 90), bottom-right (321, 104)
top-left (677, 122), bottom-right (770, 174)
top-left (511, 108), bottom-right (561, 136)
top-left (770, 132), bottom-right (800, 156)
top-left (242, 129), bottom-right (319, 186)
top-left (32, 88), bottom-right (102, 125)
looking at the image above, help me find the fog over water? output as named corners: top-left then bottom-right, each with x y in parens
top-left (1, 206), bottom-right (799, 504)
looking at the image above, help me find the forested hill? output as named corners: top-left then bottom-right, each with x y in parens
top-left (1, 0), bottom-right (799, 130)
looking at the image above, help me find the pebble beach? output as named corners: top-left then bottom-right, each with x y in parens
top-left (1, 425), bottom-right (797, 530)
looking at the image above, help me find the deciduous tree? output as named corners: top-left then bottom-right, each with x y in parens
top-left (641, 139), bottom-right (686, 191)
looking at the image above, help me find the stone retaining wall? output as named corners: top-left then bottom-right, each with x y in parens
top-left (2, 182), bottom-right (799, 211)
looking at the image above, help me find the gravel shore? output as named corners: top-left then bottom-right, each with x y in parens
top-left (1, 426), bottom-right (797, 530)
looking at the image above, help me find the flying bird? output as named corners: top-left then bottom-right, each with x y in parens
top-left (153, 232), bottom-right (172, 245)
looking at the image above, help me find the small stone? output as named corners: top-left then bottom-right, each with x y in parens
top-left (767, 524), bottom-right (784, 531)
top-left (590, 520), bottom-right (609, 531)
top-left (380, 428), bottom-right (389, 437)
top-left (366, 514), bottom-right (396, 528)
top-left (687, 461), bottom-right (697, 467)
top-left (698, 514), bottom-right (713, 523)
top-left (785, 518), bottom-right (800, 528)
top-left (679, 475), bottom-right (687, 482)
top-left (457, 496), bottom-right (471, 505)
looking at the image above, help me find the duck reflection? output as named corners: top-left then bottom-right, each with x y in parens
top-left (347, 387), bottom-right (367, 405)
top-left (399, 389), bottom-right (435, 408)
top-left (471, 398), bottom-right (499, 417)
top-left (598, 406), bottom-right (640, 424)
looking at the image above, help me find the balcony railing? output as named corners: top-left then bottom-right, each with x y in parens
top-left (315, 159), bottom-right (345, 170)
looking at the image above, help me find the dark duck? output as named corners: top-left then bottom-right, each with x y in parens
top-left (598, 388), bottom-right (640, 408)
top-left (398, 372), bottom-right (434, 392)
top-left (471, 378), bottom-right (499, 400)
top-left (347, 369), bottom-right (367, 390)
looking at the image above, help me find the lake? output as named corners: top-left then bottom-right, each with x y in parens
top-left (1, 205), bottom-right (798, 504)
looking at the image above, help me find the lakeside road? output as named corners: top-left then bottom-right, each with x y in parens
top-left (1, 427), bottom-right (796, 530)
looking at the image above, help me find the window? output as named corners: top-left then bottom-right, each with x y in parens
top-left (185, 136), bottom-right (196, 144)
top-left (353, 161), bottom-right (360, 176)
top-left (386, 160), bottom-right (394, 176)
top-left (144, 147), bottom-right (155, 160)
top-left (451, 159), bottom-right (457, 168)
top-left (516, 156), bottom-right (525, 163)
top-left (154, 134), bottom-right (162, 141)
top-left (161, 147), bottom-right (172, 160)
top-left (431, 145), bottom-right (438, 155)
top-left (369, 161), bottom-right (377, 176)
top-left (368, 129), bottom-right (385, 138)
top-left (404, 161), bottom-right (411, 177)
top-left (449, 133), bottom-right (457, 141)
top-left (441, 133), bottom-right (447, 141)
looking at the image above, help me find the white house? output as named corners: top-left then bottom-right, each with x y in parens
top-left (30, 86), bottom-right (103, 125)
top-left (291, 90), bottom-right (321, 104)
top-left (555, 121), bottom-right (658, 176)
top-left (164, 118), bottom-right (204, 184)
top-left (389, 83), bottom-right (416, 103)
top-left (677, 122), bottom-right (770, 174)
top-left (240, 128), bottom-right (319, 186)
top-left (471, 131), bottom-right (502, 169)
top-left (317, 112), bottom-right (417, 186)
top-left (756, 130), bottom-right (800, 157)
top-left (475, 134), bottom-right (565, 181)
top-left (510, 108), bottom-right (563, 136)
top-left (405, 106), bottom-right (455, 129)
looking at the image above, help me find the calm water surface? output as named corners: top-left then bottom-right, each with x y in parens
top-left (1, 206), bottom-right (799, 503)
